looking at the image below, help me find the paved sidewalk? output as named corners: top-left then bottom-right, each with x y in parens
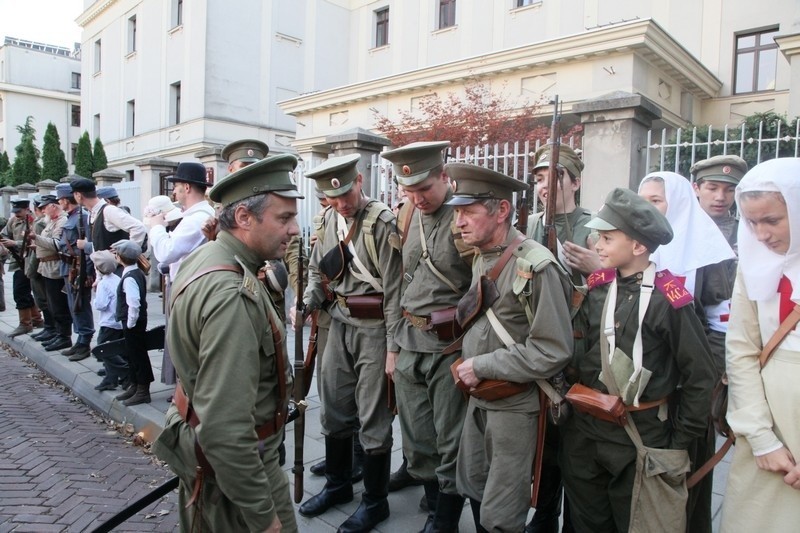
top-left (0, 273), bottom-right (731, 532)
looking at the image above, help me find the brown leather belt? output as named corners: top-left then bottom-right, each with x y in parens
top-left (626, 396), bottom-right (669, 412)
top-left (38, 255), bottom-right (60, 262)
top-left (403, 310), bottom-right (432, 331)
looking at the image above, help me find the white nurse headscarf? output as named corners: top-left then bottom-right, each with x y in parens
top-left (736, 158), bottom-right (800, 302)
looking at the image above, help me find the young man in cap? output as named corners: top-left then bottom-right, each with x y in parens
top-left (97, 186), bottom-right (130, 214)
top-left (445, 163), bottom-right (573, 533)
top-left (381, 141), bottom-right (474, 531)
top-left (52, 183), bottom-right (95, 359)
top-left (221, 138), bottom-right (269, 173)
top-left (561, 188), bottom-right (715, 532)
top-left (300, 153), bottom-right (402, 532)
top-left (1, 197), bottom-right (43, 336)
top-left (30, 195), bottom-right (73, 351)
top-left (71, 178), bottom-right (147, 255)
top-left (145, 162), bottom-right (216, 385)
top-left (152, 154), bottom-right (302, 533)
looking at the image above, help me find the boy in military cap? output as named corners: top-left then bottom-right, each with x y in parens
top-left (560, 188), bottom-right (715, 532)
top-left (690, 154), bottom-right (747, 247)
top-left (445, 163), bottom-right (573, 533)
top-left (300, 153), bottom-right (402, 532)
top-left (152, 154), bottom-right (302, 533)
top-left (1, 197), bottom-right (42, 336)
top-left (381, 141), bottom-right (474, 531)
top-left (222, 138), bottom-right (270, 173)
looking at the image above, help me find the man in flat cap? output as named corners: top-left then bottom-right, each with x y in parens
top-left (299, 153), bottom-right (402, 532)
top-left (152, 154), bottom-right (302, 533)
top-left (53, 182), bottom-right (95, 359)
top-left (381, 141), bottom-right (474, 531)
top-left (444, 163), bottom-right (572, 532)
top-left (97, 186), bottom-right (131, 214)
top-left (145, 162), bottom-right (216, 385)
top-left (30, 195), bottom-right (73, 352)
top-left (560, 188), bottom-right (714, 533)
top-left (71, 177), bottom-right (147, 256)
top-left (1, 197), bottom-right (42, 337)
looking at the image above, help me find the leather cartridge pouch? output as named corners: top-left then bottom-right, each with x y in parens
top-left (346, 294), bottom-right (384, 319)
top-left (430, 307), bottom-right (463, 341)
top-left (450, 357), bottom-right (529, 401)
top-left (319, 241), bottom-right (353, 282)
top-left (565, 382), bottom-right (628, 426)
top-left (456, 275), bottom-right (500, 329)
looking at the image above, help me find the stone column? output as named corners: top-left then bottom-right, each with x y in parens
top-left (573, 91), bottom-right (661, 212)
top-left (35, 179), bottom-right (59, 196)
top-left (15, 183), bottom-right (36, 200)
top-left (93, 168), bottom-right (125, 188)
top-left (776, 33), bottom-right (800, 119)
top-left (194, 146), bottom-right (226, 185)
top-left (0, 186), bottom-right (16, 220)
top-left (325, 127), bottom-right (391, 198)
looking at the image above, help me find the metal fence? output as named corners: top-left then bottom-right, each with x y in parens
top-left (115, 180), bottom-right (142, 218)
top-left (644, 121), bottom-right (800, 178)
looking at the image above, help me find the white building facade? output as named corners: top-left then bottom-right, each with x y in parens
top-left (0, 37), bottom-right (82, 171)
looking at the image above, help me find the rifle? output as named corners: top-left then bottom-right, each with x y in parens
top-left (514, 171), bottom-right (533, 235)
top-left (531, 96), bottom-right (562, 509)
top-left (292, 236), bottom-right (308, 503)
top-left (90, 476), bottom-right (178, 533)
top-left (7, 215), bottom-right (30, 270)
top-left (71, 207), bottom-right (89, 313)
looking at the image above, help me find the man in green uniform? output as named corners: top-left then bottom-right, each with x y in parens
top-left (561, 188), bottom-right (715, 532)
top-left (1, 197), bottom-right (42, 337)
top-left (152, 154), bottom-right (302, 533)
top-left (446, 163), bottom-right (573, 532)
top-left (381, 141), bottom-right (474, 531)
top-left (299, 153), bottom-right (402, 532)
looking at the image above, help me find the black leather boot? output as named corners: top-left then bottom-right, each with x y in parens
top-left (429, 492), bottom-right (465, 533)
top-left (310, 459), bottom-right (326, 476)
top-left (419, 480), bottom-right (440, 533)
top-left (299, 436), bottom-right (354, 517)
top-left (389, 455), bottom-right (423, 492)
top-left (352, 437), bottom-right (365, 483)
top-left (337, 452), bottom-right (390, 533)
top-left (470, 498), bottom-right (489, 533)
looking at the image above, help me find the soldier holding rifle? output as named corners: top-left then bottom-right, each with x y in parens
top-left (1, 196), bottom-right (42, 337)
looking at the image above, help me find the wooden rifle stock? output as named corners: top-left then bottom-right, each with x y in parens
top-left (72, 207), bottom-right (89, 313)
top-left (544, 96), bottom-right (561, 256)
top-left (293, 236), bottom-right (307, 503)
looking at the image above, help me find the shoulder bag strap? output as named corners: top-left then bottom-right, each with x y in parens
top-left (760, 304), bottom-right (800, 368)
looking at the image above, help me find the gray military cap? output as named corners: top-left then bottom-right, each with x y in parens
top-left (111, 239), bottom-right (142, 261)
top-left (690, 155), bottom-right (748, 185)
top-left (585, 188), bottom-right (673, 253)
top-left (381, 141), bottom-right (450, 187)
top-left (533, 144), bottom-right (584, 178)
top-left (208, 153), bottom-right (303, 206)
top-left (444, 163), bottom-right (528, 206)
top-left (55, 183), bottom-right (74, 199)
top-left (221, 139), bottom-right (270, 165)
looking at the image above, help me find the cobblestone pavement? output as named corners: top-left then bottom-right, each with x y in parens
top-left (0, 345), bottom-right (178, 533)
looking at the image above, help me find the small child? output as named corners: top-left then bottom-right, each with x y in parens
top-left (560, 188), bottom-right (716, 532)
top-left (111, 239), bottom-right (153, 406)
top-left (90, 250), bottom-right (126, 391)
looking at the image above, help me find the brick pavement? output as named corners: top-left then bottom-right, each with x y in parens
top-left (0, 346), bottom-right (178, 532)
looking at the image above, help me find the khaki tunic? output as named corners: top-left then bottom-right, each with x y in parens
top-left (152, 231), bottom-right (297, 533)
top-left (561, 269), bottom-right (715, 532)
top-left (721, 270), bottom-right (800, 532)
top-left (304, 200), bottom-right (402, 451)
top-left (394, 197), bottom-right (473, 492)
top-left (1, 216), bottom-right (30, 272)
top-left (33, 213), bottom-right (67, 280)
top-left (455, 229), bottom-right (573, 532)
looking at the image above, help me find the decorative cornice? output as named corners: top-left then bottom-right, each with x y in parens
top-left (279, 19), bottom-right (722, 116)
top-left (75, 0), bottom-right (118, 28)
top-left (0, 82), bottom-right (81, 102)
top-left (775, 32), bottom-right (800, 59)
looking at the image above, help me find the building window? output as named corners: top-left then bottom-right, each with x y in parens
top-left (516, 0), bottom-right (537, 6)
top-left (375, 8), bottom-right (389, 47)
top-left (438, 0), bottom-right (456, 29)
top-left (128, 15), bottom-right (137, 53)
top-left (734, 28), bottom-right (779, 94)
top-left (172, 0), bottom-right (183, 27)
top-left (170, 82), bottom-right (182, 125)
top-left (0, 96), bottom-right (3, 122)
top-left (126, 170), bottom-right (135, 182)
top-left (71, 72), bottom-right (81, 89)
top-left (94, 39), bottom-right (102, 73)
top-left (127, 99), bottom-right (136, 137)
top-left (0, 138), bottom-right (4, 153)
top-left (71, 143), bottom-right (77, 163)
top-left (93, 113), bottom-right (100, 139)
top-left (71, 105), bottom-right (81, 127)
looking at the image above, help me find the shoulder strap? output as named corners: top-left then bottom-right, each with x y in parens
top-left (361, 201), bottom-right (391, 270)
top-left (487, 234), bottom-right (526, 281)
top-left (170, 265), bottom-right (242, 310)
top-left (398, 201), bottom-right (415, 245)
top-left (760, 304), bottom-right (800, 368)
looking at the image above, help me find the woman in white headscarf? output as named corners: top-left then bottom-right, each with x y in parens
top-left (639, 171), bottom-right (736, 533)
top-left (720, 158), bottom-right (800, 531)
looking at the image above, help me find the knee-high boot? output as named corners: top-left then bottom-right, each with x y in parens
top-left (299, 436), bottom-right (354, 517)
top-left (338, 451), bottom-right (391, 532)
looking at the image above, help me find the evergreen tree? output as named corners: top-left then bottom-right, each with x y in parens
top-left (10, 116), bottom-right (41, 186)
top-left (74, 131), bottom-right (94, 178)
top-left (0, 151), bottom-right (10, 186)
top-left (92, 137), bottom-right (108, 172)
top-left (41, 122), bottom-right (69, 181)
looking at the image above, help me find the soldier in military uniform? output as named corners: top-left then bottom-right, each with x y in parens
top-left (152, 154), bottom-right (302, 533)
top-left (1, 197), bottom-right (42, 337)
top-left (446, 163), bottom-right (573, 532)
top-left (299, 154), bottom-right (402, 532)
top-left (561, 188), bottom-right (716, 532)
top-left (28, 196), bottom-right (57, 343)
top-left (379, 141), bottom-right (474, 531)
